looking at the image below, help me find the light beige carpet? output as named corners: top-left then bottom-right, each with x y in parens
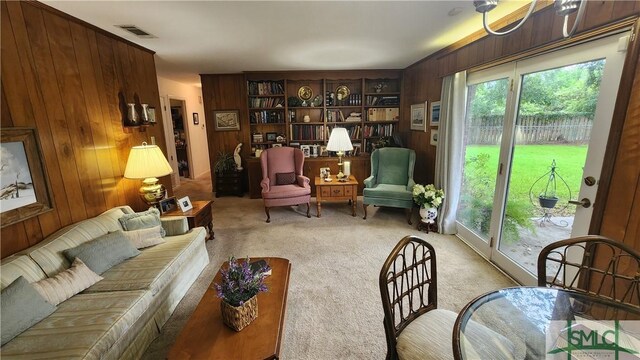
top-left (142, 196), bottom-right (515, 359)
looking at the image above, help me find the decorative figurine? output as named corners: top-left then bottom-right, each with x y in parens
top-left (234, 143), bottom-right (243, 171)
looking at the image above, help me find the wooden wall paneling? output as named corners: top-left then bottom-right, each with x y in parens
top-left (201, 74), bottom-right (247, 192)
top-left (1, 84), bottom-right (12, 127)
top-left (531, 8), bottom-right (555, 46)
top-left (95, 32), bottom-right (130, 208)
top-left (581, 0), bottom-right (616, 32)
top-left (612, 1), bottom-right (638, 20)
top-left (43, 10), bottom-right (107, 217)
top-left (69, 21), bottom-right (120, 210)
top-left (21, 2), bottom-right (80, 225)
top-left (1, 222), bottom-right (30, 258)
top-left (5, 1), bottom-right (63, 234)
top-left (86, 29), bottom-right (126, 207)
top-left (112, 41), bottom-right (140, 209)
top-left (600, 50), bottom-right (640, 242)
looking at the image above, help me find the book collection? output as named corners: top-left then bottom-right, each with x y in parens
top-left (290, 125), bottom-right (327, 141)
top-left (248, 97), bottom-right (285, 108)
top-left (247, 81), bottom-right (285, 96)
top-left (329, 125), bottom-right (361, 140)
top-left (250, 111), bottom-right (285, 124)
top-left (366, 95), bottom-right (399, 106)
top-left (363, 123), bottom-right (394, 138)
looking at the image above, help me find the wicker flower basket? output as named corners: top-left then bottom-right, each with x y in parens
top-left (220, 295), bottom-right (258, 331)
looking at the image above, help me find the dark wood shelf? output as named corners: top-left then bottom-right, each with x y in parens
top-left (364, 105), bottom-right (400, 108)
top-left (325, 106), bottom-right (363, 109)
top-left (364, 92), bottom-right (400, 96)
top-left (326, 122), bottom-right (362, 126)
top-left (250, 123), bottom-right (286, 126)
top-left (287, 107), bottom-right (324, 110)
top-left (363, 120), bottom-right (399, 124)
top-left (248, 94), bottom-right (285, 97)
top-left (290, 122), bottom-right (325, 125)
top-left (249, 107), bottom-right (285, 111)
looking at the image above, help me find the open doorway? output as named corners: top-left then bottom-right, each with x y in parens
top-left (169, 98), bottom-right (192, 180)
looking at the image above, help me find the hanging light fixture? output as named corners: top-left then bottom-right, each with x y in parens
top-left (473, 0), bottom-right (587, 38)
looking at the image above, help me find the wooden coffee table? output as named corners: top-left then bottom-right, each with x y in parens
top-left (168, 257), bottom-right (291, 360)
top-left (314, 175), bottom-right (358, 217)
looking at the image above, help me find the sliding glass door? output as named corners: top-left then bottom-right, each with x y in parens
top-left (456, 33), bottom-right (628, 284)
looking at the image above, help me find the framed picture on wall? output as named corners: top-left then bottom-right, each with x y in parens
top-left (410, 103), bottom-right (426, 131)
top-left (430, 129), bottom-right (439, 146)
top-left (1, 128), bottom-right (53, 228)
top-left (213, 110), bottom-right (240, 131)
top-left (193, 112), bottom-right (199, 125)
top-left (430, 101), bottom-right (441, 127)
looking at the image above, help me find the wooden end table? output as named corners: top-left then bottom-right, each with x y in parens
top-left (168, 257), bottom-right (291, 360)
top-left (161, 200), bottom-right (214, 240)
top-left (314, 175), bottom-right (358, 217)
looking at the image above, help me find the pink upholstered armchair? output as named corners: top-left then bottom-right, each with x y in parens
top-left (260, 147), bottom-right (311, 223)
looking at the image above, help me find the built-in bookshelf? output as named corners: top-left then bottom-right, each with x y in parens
top-left (245, 74), bottom-right (401, 158)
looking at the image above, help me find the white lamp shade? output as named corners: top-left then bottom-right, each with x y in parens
top-left (326, 128), bottom-right (353, 152)
top-left (124, 144), bottom-right (173, 179)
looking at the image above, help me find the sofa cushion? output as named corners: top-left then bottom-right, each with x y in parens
top-left (28, 207), bottom-right (129, 277)
top-left (121, 225), bottom-right (165, 249)
top-left (63, 230), bottom-right (141, 275)
top-left (32, 258), bottom-right (103, 306)
top-left (118, 207), bottom-right (166, 237)
top-left (83, 227), bottom-right (206, 295)
top-left (0, 290), bottom-right (151, 359)
top-left (363, 183), bottom-right (412, 201)
top-left (0, 254), bottom-right (48, 290)
top-left (1, 276), bottom-right (56, 346)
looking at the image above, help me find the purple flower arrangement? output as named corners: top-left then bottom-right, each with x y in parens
top-left (214, 257), bottom-right (271, 307)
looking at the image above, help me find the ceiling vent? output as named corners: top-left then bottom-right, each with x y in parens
top-left (115, 25), bottom-right (156, 38)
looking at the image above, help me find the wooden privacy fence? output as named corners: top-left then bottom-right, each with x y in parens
top-left (465, 116), bottom-right (593, 145)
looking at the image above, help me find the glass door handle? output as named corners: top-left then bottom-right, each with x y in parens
top-left (569, 198), bottom-right (591, 208)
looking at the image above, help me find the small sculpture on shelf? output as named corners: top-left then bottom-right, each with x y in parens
top-left (374, 82), bottom-right (388, 93)
top-left (234, 143), bottom-right (243, 171)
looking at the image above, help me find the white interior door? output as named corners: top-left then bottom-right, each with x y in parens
top-left (161, 96), bottom-right (180, 187)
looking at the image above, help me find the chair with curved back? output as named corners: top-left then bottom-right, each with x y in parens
top-left (363, 148), bottom-right (416, 224)
top-left (260, 147), bottom-right (311, 223)
top-left (538, 235), bottom-right (640, 308)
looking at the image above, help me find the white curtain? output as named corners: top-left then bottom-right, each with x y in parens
top-left (434, 71), bottom-right (467, 234)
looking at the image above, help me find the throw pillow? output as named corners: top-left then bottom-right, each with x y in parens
top-left (63, 230), bottom-right (141, 275)
top-left (275, 172), bottom-right (296, 185)
top-left (31, 258), bottom-right (103, 306)
top-left (118, 207), bottom-right (166, 237)
top-left (121, 225), bottom-right (165, 249)
top-left (1, 276), bottom-right (56, 346)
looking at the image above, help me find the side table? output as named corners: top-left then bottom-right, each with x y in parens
top-left (161, 200), bottom-right (214, 240)
top-left (315, 175), bottom-right (358, 217)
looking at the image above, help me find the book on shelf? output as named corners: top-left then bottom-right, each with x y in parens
top-left (366, 95), bottom-right (399, 106)
top-left (247, 81), bottom-right (285, 96)
top-left (345, 112), bottom-right (362, 122)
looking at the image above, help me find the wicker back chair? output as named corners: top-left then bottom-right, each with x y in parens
top-left (538, 235), bottom-right (640, 308)
top-left (379, 236), bottom-right (438, 360)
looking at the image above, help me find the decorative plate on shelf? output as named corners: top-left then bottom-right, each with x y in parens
top-left (336, 85), bottom-right (350, 100)
top-left (298, 86), bottom-right (313, 101)
top-left (311, 95), bottom-right (323, 107)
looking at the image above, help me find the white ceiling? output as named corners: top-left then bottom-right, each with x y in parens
top-left (42, 1), bottom-right (527, 86)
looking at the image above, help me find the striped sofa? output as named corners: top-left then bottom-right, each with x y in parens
top-left (0, 206), bottom-right (209, 359)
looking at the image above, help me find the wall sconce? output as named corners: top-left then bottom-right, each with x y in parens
top-left (473, 0), bottom-right (587, 38)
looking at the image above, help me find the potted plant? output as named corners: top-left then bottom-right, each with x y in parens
top-left (214, 151), bottom-right (236, 174)
top-left (412, 184), bottom-right (445, 224)
top-left (214, 257), bottom-right (271, 331)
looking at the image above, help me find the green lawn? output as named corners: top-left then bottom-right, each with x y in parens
top-left (465, 144), bottom-right (587, 208)
top-left (458, 144), bottom-right (587, 240)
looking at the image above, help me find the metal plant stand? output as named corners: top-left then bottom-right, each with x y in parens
top-left (529, 160), bottom-right (571, 227)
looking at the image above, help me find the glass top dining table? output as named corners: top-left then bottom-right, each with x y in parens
top-left (453, 287), bottom-right (640, 360)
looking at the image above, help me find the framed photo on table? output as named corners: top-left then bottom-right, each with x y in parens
top-left (158, 196), bottom-right (178, 214)
top-left (177, 196), bottom-right (193, 212)
top-left (410, 103), bottom-right (426, 131)
top-left (213, 110), bottom-right (240, 131)
top-left (430, 101), bottom-right (441, 127)
top-left (1, 128), bottom-right (53, 228)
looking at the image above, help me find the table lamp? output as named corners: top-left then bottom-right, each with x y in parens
top-left (124, 142), bottom-right (174, 205)
top-left (326, 127), bottom-right (353, 181)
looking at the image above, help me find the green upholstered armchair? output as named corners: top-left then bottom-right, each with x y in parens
top-left (363, 148), bottom-right (416, 224)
